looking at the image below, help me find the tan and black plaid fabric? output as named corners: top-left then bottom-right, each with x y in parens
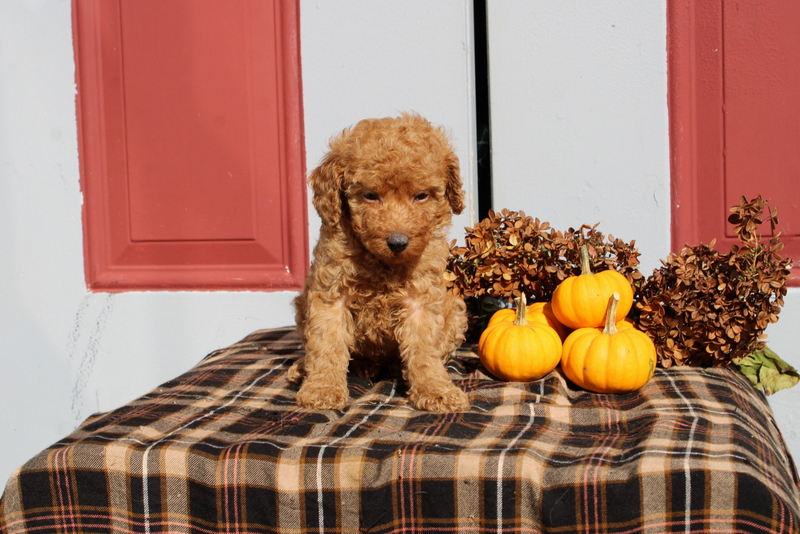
top-left (2, 327), bottom-right (799, 533)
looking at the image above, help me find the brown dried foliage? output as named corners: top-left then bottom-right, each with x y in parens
top-left (447, 198), bottom-right (792, 368)
top-left (636, 196), bottom-right (791, 368)
top-left (446, 209), bottom-right (643, 333)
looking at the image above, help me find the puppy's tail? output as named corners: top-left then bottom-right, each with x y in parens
top-left (287, 356), bottom-right (306, 383)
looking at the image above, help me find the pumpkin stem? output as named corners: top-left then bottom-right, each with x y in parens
top-left (602, 292), bottom-right (620, 335)
top-left (513, 293), bottom-right (529, 327)
top-left (579, 244), bottom-right (593, 275)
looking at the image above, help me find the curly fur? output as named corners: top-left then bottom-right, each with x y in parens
top-left (290, 113), bottom-right (470, 412)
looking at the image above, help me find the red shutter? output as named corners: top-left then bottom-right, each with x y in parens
top-left (73, 0), bottom-right (307, 291)
top-left (669, 0), bottom-right (799, 284)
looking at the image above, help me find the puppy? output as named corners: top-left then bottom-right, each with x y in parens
top-left (290, 113), bottom-right (470, 412)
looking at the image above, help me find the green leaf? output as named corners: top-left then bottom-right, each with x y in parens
top-left (733, 346), bottom-right (800, 395)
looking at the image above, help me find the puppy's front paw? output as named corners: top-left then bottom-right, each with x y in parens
top-left (410, 384), bottom-right (470, 413)
top-left (296, 380), bottom-right (349, 410)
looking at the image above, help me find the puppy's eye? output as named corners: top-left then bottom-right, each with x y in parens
top-left (414, 192), bottom-right (430, 202)
top-left (363, 192), bottom-right (380, 202)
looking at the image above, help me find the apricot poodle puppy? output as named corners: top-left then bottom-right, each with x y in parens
top-left (290, 113), bottom-right (470, 412)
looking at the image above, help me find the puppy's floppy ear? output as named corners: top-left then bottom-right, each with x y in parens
top-left (444, 151), bottom-right (465, 215)
top-left (309, 151), bottom-right (346, 227)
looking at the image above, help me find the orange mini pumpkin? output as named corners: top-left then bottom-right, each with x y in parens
top-left (486, 300), bottom-right (569, 341)
top-left (479, 294), bottom-right (562, 382)
top-left (527, 301), bottom-right (570, 341)
top-left (560, 292), bottom-right (656, 393)
top-left (551, 244), bottom-right (634, 329)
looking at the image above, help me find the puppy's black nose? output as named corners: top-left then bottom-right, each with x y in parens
top-left (387, 232), bottom-right (409, 252)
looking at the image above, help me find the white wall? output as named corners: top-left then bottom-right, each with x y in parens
top-left (487, 0), bottom-right (800, 457)
top-left (0, 0), bottom-right (478, 485)
top-left (1, 0), bottom-right (798, 489)
top-left (488, 1), bottom-right (670, 275)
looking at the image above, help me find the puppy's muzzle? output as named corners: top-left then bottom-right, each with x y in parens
top-left (387, 232), bottom-right (410, 253)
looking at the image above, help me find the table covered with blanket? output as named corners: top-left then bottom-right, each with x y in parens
top-left (1, 327), bottom-right (799, 533)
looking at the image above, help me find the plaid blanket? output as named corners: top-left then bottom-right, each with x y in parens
top-left (2, 327), bottom-right (798, 534)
